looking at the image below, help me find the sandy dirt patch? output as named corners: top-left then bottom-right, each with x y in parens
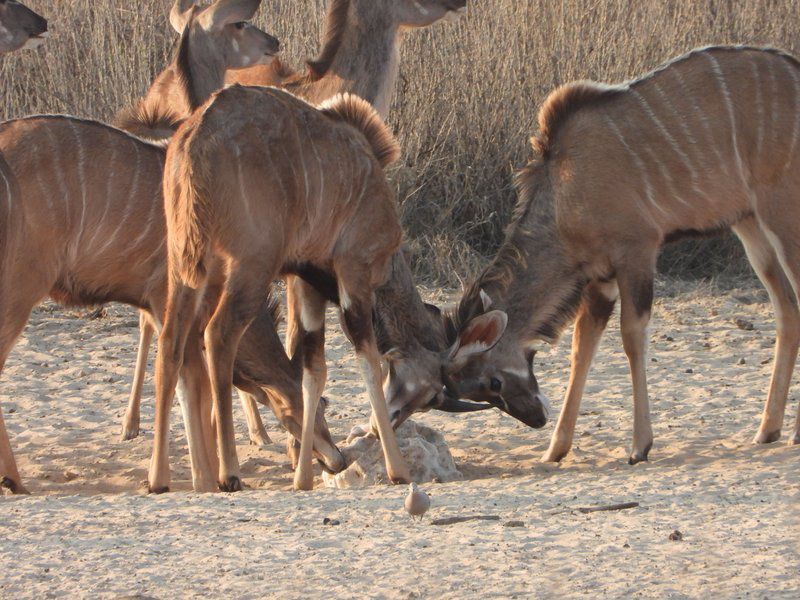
top-left (0, 281), bottom-right (798, 598)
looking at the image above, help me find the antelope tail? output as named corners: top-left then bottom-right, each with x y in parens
top-left (168, 140), bottom-right (212, 289)
top-left (318, 93), bottom-right (401, 168)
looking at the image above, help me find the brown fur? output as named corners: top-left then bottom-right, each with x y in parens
top-left (0, 4), bottom-right (339, 495)
top-left (448, 46), bottom-right (800, 463)
top-left (305, 0), bottom-right (351, 79)
top-left (319, 93), bottom-right (401, 168)
top-left (156, 84), bottom-right (410, 490)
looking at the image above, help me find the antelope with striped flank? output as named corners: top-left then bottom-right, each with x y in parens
top-left (123, 0), bottom-right (475, 457)
top-left (157, 88), bottom-right (411, 492)
top-left (115, 0), bottom-right (280, 446)
top-left (0, 0), bottom-right (47, 54)
top-left (0, 0), bottom-right (346, 495)
top-left (437, 46), bottom-right (800, 465)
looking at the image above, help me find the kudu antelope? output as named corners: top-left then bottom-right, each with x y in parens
top-left (157, 89), bottom-right (412, 492)
top-left (0, 0), bottom-right (47, 54)
top-left (438, 46), bottom-right (800, 465)
top-left (0, 0), bottom-right (344, 495)
top-left (124, 0), bottom-right (478, 455)
top-left (115, 0), bottom-right (281, 447)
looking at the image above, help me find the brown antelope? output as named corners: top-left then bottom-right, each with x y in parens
top-left (156, 88), bottom-right (413, 492)
top-left (0, 0), bottom-right (345, 495)
top-left (227, 0), bottom-right (469, 116)
top-left (437, 46), bottom-right (800, 465)
top-left (0, 0), bottom-right (47, 54)
top-left (115, 0), bottom-right (280, 447)
top-left (124, 0), bottom-right (475, 453)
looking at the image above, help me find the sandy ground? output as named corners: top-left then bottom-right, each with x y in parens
top-left (0, 281), bottom-right (798, 598)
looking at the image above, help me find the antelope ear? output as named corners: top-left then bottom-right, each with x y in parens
top-left (448, 310), bottom-right (508, 365)
top-left (170, 0), bottom-right (196, 34)
top-left (200, 0), bottom-right (261, 31)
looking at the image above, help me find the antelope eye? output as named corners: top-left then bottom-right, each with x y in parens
top-left (489, 377), bottom-right (502, 392)
top-left (234, 22), bottom-right (246, 30)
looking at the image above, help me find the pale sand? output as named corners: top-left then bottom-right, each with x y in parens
top-left (0, 281), bottom-right (798, 598)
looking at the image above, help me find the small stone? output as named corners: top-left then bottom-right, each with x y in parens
top-left (503, 520), bottom-right (525, 528)
top-left (669, 530), bottom-right (683, 541)
top-left (738, 357), bottom-right (746, 365)
top-left (322, 517), bottom-right (340, 526)
top-left (665, 336), bottom-right (674, 342)
top-left (760, 357), bottom-right (772, 365)
top-left (685, 368), bottom-right (693, 374)
top-left (735, 318), bottom-right (754, 331)
top-left (703, 342), bottom-right (711, 348)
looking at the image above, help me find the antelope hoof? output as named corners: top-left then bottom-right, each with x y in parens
top-left (249, 431), bottom-right (272, 447)
top-left (541, 446), bottom-right (569, 463)
top-left (218, 475), bottom-right (242, 493)
top-left (388, 468), bottom-right (411, 485)
top-left (148, 484), bottom-right (170, 494)
top-left (1, 476), bottom-right (30, 495)
top-left (628, 443), bottom-right (652, 465)
top-left (753, 430), bottom-right (781, 445)
top-left (293, 472), bottom-right (314, 491)
top-left (789, 432), bottom-right (800, 446)
top-left (120, 425), bottom-right (140, 441)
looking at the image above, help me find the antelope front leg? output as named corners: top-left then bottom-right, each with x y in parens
top-left (0, 405), bottom-right (28, 495)
top-left (150, 285), bottom-right (200, 493)
top-left (121, 311), bottom-right (154, 441)
top-left (543, 282), bottom-right (616, 463)
top-left (238, 389), bottom-right (272, 446)
top-left (339, 293), bottom-right (410, 485)
top-left (617, 265), bottom-right (655, 465)
top-left (293, 287), bottom-right (327, 491)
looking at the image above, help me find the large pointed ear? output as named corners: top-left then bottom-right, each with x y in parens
top-left (448, 310), bottom-right (508, 366)
top-left (200, 0), bottom-right (261, 31)
top-left (170, 0), bottom-right (196, 34)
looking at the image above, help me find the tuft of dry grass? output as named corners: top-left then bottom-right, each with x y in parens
top-left (2, 0), bottom-right (799, 283)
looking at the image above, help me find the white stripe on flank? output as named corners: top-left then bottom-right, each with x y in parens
top-left (0, 165), bottom-right (11, 213)
top-left (85, 128), bottom-right (118, 252)
top-left (42, 125), bottom-right (70, 220)
top-left (302, 121), bottom-right (321, 222)
top-left (129, 188), bottom-right (158, 250)
top-left (261, 148), bottom-right (288, 210)
top-left (68, 121), bottom-right (88, 258)
top-left (98, 140), bottom-right (142, 256)
top-left (603, 116), bottom-right (668, 225)
top-left (750, 56), bottom-right (764, 157)
top-left (650, 81), bottom-right (715, 206)
top-left (235, 155), bottom-right (251, 218)
top-left (670, 67), bottom-right (729, 176)
top-left (32, 168), bottom-right (54, 217)
top-left (782, 60), bottom-right (800, 172)
top-left (766, 58), bottom-right (779, 150)
top-left (705, 54), bottom-right (749, 188)
top-left (630, 89), bottom-right (692, 207)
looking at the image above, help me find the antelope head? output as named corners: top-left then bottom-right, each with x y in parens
top-left (385, 292), bottom-right (550, 430)
top-left (394, 0), bottom-right (468, 28)
top-left (170, 0), bottom-right (280, 71)
top-left (442, 291), bottom-right (550, 428)
top-left (0, 0), bottom-right (47, 54)
top-left (384, 300), bottom-right (513, 428)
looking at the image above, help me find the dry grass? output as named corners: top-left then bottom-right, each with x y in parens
top-left (2, 0), bottom-right (799, 283)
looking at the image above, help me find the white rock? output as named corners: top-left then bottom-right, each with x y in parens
top-left (322, 419), bottom-right (463, 489)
